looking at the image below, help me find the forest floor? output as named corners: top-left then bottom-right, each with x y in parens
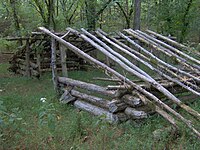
top-left (0, 60), bottom-right (200, 149)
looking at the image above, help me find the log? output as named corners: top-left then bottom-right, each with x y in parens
top-left (25, 39), bottom-right (31, 77)
top-left (137, 30), bottom-right (200, 67)
top-left (38, 27), bottom-right (200, 138)
top-left (51, 37), bottom-right (59, 92)
top-left (82, 28), bottom-right (200, 119)
top-left (146, 30), bottom-right (189, 51)
top-left (93, 77), bottom-right (121, 82)
top-left (59, 43), bottom-right (68, 77)
top-left (127, 29), bottom-right (200, 74)
top-left (58, 77), bottom-right (116, 97)
top-left (36, 52), bottom-right (41, 76)
top-left (108, 99), bottom-right (128, 113)
top-left (125, 107), bottom-right (147, 119)
top-left (117, 32), bottom-right (200, 95)
top-left (59, 90), bottom-right (76, 104)
top-left (70, 90), bottom-right (127, 113)
top-left (30, 61), bottom-right (38, 69)
top-left (80, 28), bottom-right (153, 80)
top-left (74, 100), bottom-right (129, 123)
top-left (71, 90), bottom-right (109, 108)
top-left (122, 95), bottom-right (142, 107)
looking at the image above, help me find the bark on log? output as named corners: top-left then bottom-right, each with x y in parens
top-left (59, 43), bottom-right (68, 77)
top-left (108, 99), bottom-right (128, 113)
top-left (74, 100), bottom-right (129, 123)
top-left (58, 77), bottom-right (116, 97)
top-left (59, 90), bottom-right (76, 104)
top-left (25, 39), bottom-right (31, 77)
top-left (51, 37), bottom-right (59, 92)
top-left (125, 107), bottom-right (147, 119)
top-left (122, 94), bottom-right (142, 107)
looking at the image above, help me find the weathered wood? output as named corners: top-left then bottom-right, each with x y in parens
top-left (93, 77), bottom-right (122, 82)
top-left (137, 30), bottom-right (200, 67)
top-left (36, 52), bottom-right (41, 76)
top-left (82, 28), bottom-right (200, 119)
top-left (108, 99), bottom-right (128, 113)
top-left (59, 43), bottom-right (68, 77)
top-left (29, 61), bottom-right (38, 69)
top-left (59, 90), bottom-right (76, 104)
top-left (71, 90), bottom-right (109, 109)
top-left (25, 39), bottom-right (31, 77)
top-left (58, 77), bottom-right (116, 97)
top-left (125, 107), bottom-right (147, 119)
top-left (51, 37), bottom-right (59, 92)
top-left (38, 27), bottom-right (200, 138)
top-left (117, 32), bottom-right (200, 95)
top-left (126, 29), bottom-right (200, 74)
top-left (80, 28), bottom-right (153, 80)
top-left (122, 95), bottom-right (142, 107)
top-left (74, 100), bottom-right (129, 123)
top-left (146, 30), bottom-right (189, 51)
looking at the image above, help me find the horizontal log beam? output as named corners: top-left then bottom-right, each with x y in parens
top-left (74, 100), bottom-right (129, 123)
top-left (58, 77), bottom-right (116, 97)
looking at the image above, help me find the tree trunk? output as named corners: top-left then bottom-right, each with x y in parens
top-left (85, 0), bottom-right (96, 31)
top-left (10, 0), bottom-right (22, 45)
top-left (133, 0), bottom-right (141, 30)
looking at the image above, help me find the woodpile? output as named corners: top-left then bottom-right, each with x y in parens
top-left (7, 32), bottom-right (92, 77)
top-left (38, 27), bottom-right (200, 138)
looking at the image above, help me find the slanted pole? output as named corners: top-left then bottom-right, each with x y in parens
top-left (38, 27), bottom-right (200, 138)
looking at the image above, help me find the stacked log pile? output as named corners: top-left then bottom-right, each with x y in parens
top-left (39, 27), bottom-right (200, 138)
top-left (8, 32), bottom-right (91, 77)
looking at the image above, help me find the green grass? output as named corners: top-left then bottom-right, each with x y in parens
top-left (0, 63), bottom-right (200, 150)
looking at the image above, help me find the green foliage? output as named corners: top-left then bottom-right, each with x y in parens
top-left (0, 0), bottom-right (199, 42)
top-left (0, 62), bottom-right (200, 149)
top-left (0, 39), bottom-right (18, 53)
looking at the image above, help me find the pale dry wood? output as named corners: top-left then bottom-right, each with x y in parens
top-left (59, 43), bottom-right (68, 77)
top-left (127, 29), bottom-right (199, 74)
top-left (136, 30), bottom-right (200, 71)
top-left (39, 27), bottom-right (200, 138)
top-left (138, 30), bottom-right (200, 67)
top-left (122, 94), bottom-right (142, 107)
top-left (74, 100), bottom-right (129, 123)
top-left (58, 77), bottom-right (116, 97)
top-left (25, 39), bottom-right (31, 77)
top-left (81, 29), bottom-right (200, 118)
top-left (51, 37), bottom-right (59, 92)
top-left (125, 107), bottom-right (147, 119)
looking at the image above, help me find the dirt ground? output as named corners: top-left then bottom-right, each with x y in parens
top-left (0, 53), bottom-right (13, 63)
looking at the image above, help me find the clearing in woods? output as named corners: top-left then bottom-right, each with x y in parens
top-left (0, 53), bottom-right (199, 149)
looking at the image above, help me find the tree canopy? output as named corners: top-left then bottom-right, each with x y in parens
top-left (0, 0), bottom-right (199, 42)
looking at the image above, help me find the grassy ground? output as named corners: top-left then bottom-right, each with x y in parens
top-left (0, 62), bottom-right (200, 150)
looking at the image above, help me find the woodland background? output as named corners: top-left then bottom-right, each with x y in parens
top-left (0, 0), bottom-right (200, 43)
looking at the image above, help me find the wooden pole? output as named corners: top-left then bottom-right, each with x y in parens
top-left (96, 30), bottom-right (200, 95)
top-left (25, 39), bottom-right (31, 77)
top-left (51, 37), bottom-right (59, 93)
top-left (36, 51), bottom-right (41, 77)
top-left (58, 77), bottom-right (116, 97)
top-left (59, 43), bottom-right (68, 77)
top-left (38, 27), bottom-right (200, 138)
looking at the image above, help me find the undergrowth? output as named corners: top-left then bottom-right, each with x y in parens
top-left (0, 63), bottom-right (199, 150)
